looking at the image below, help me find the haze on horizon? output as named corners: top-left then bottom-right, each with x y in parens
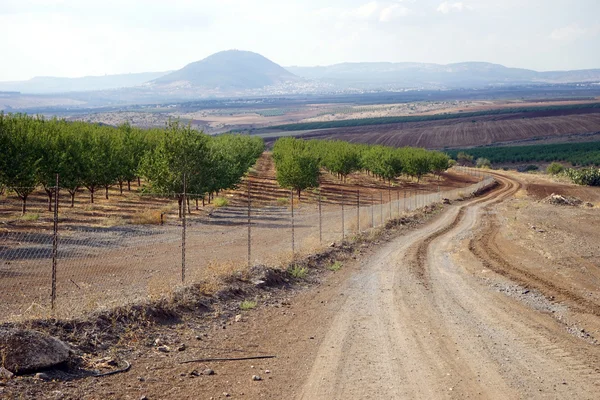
top-left (1, 0), bottom-right (599, 82)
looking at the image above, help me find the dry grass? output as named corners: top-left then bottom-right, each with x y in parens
top-left (131, 209), bottom-right (165, 225)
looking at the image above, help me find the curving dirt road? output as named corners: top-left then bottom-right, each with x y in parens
top-left (296, 173), bottom-right (600, 399)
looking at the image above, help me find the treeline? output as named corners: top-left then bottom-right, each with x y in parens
top-left (0, 113), bottom-right (264, 214)
top-left (272, 138), bottom-right (450, 197)
top-left (270, 103), bottom-right (600, 132)
top-left (447, 141), bottom-right (600, 166)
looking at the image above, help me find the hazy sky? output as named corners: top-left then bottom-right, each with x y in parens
top-left (1, 0), bottom-right (599, 81)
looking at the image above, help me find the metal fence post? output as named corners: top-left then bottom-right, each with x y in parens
top-left (380, 192), bottom-right (383, 225)
top-left (247, 179), bottom-right (251, 269)
top-left (318, 191), bottom-right (322, 245)
top-left (290, 189), bottom-right (295, 256)
top-left (356, 190), bottom-right (360, 233)
top-left (388, 186), bottom-right (392, 220)
top-left (341, 191), bottom-right (345, 240)
top-left (182, 173), bottom-right (186, 284)
top-left (371, 194), bottom-right (374, 228)
top-left (51, 173), bottom-right (59, 310)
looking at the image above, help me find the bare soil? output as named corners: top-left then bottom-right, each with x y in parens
top-left (2, 170), bottom-right (600, 399)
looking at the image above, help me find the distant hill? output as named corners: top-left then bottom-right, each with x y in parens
top-left (151, 50), bottom-right (300, 90)
top-left (0, 72), bottom-right (170, 94)
top-left (286, 62), bottom-right (600, 88)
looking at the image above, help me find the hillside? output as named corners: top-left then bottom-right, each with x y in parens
top-left (152, 50), bottom-right (300, 90)
top-left (0, 71), bottom-right (169, 94)
top-left (286, 62), bottom-right (600, 88)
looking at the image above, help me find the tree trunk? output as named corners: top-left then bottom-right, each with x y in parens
top-left (202, 196), bottom-right (205, 207)
top-left (119, 181), bottom-right (123, 194)
top-left (195, 198), bottom-right (199, 210)
top-left (178, 196), bottom-right (183, 218)
top-left (105, 186), bottom-right (109, 200)
top-left (90, 188), bottom-right (95, 204)
top-left (187, 197), bottom-right (191, 215)
top-left (69, 191), bottom-right (76, 207)
top-left (21, 195), bottom-right (27, 215)
top-left (297, 188), bottom-right (301, 200)
top-left (127, 180), bottom-right (131, 191)
top-left (45, 187), bottom-right (53, 212)
top-left (137, 177), bottom-right (141, 186)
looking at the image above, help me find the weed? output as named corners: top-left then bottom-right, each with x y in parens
top-left (289, 265), bottom-right (308, 279)
top-left (240, 300), bottom-right (257, 311)
top-left (214, 197), bottom-right (229, 207)
top-left (20, 213), bottom-right (40, 221)
top-left (328, 261), bottom-right (343, 272)
top-left (276, 197), bottom-right (289, 206)
top-left (102, 215), bottom-right (126, 227)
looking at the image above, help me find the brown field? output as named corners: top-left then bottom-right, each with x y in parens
top-left (290, 111), bottom-right (600, 149)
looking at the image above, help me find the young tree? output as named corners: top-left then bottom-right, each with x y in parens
top-left (273, 137), bottom-right (320, 199)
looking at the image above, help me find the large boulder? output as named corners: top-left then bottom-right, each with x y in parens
top-left (0, 328), bottom-right (70, 373)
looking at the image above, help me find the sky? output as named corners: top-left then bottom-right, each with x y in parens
top-left (1, 0), bottom-right (599, 81)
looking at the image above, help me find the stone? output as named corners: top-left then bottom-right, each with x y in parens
top-left (252, 375), bottom-right (262, 381)
top-left (202, 368), bottom-right (215, 376)
top-left (177, 343), bottom-right (186, 351)
top-left (156, 345), bottom-right (170, 353)
top-left (0, 367), bottom-right (14, 379)
top-left (235, 314), bottom-right (242, 322)
top-left (35, 372), bottom-right (50, 380)
top-left (0, 328), bottom-right (70, 373)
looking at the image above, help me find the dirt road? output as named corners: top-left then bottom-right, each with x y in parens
top-left (295, 173), bottom-right (600, 399)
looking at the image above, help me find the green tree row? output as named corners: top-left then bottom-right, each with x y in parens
top-left (0, 113), bottom-right (264, 215)
top-left (272, 138), bottom-right (450, 197)
top-left (447, 141), bottom-right (600, 166)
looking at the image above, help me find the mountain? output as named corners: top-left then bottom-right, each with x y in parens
top-left (286, 62), bottom-right (600, 88)
top-left (0, 71), bottom-right (170, 94)
top-left (151, 50), bottom-right (300, 90)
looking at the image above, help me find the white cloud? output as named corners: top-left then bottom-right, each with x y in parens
top-left (437, 2), bottom-right (465, 14)
top-left (380, 4), bottom-right (410, 22)
top-left (550, 24), bottom-right (586, 41)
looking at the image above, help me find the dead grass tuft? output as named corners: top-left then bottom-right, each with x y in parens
top-left (131, 209), bottom-right (165, 225)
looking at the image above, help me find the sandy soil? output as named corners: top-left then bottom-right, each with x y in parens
top-left (2, 171), bottom-right (600, 399)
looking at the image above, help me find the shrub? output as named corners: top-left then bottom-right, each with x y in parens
top-left (564, 167), bottom-right (600, 186)
top-left (476, 158), bottom-right (491, 169)
top-left (276, 197), bottom-right (290, 206)
top-left (547, 162), bottom-right (564, 175)
top-left (213, 197), bottom-right (229, 207)
top-left (240, 300), bottom-right (257, 311)
top-left (289, 265), bottom-right (308, 279)
top-left (328, 261), bottom-right (343, 272)
top-left (131, 209), bottom-right (164, 225)
top-left (20, 213), bottom-right (40, 221)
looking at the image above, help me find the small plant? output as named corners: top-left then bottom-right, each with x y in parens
top-left (547, 162), bottom-right (564, 175)
top-left (20, 213), bottom-right (40, 221)
top-left (276, 197), bottom-right (289, 206)
top-left (213, 197), bottom-right (229, 207)
top-left (240, 300), bottom-right (257, 311)
top-left (289, 265), bottom-right (308, 279)
top-left (328, 261), bottom-right (343, 272)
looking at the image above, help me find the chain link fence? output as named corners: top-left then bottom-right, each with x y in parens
top-left (0, 168), bottom-right (493, 322)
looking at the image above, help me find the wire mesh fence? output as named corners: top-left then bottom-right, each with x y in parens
top-left (0, 168), bottom-right (494, 322)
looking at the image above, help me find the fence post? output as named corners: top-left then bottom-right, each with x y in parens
top-left (182, 173), bottom-right (186, 283)
top-left (404, 189), bottom-right (407, 212)
top-left (397, 189), bottom-right (400, 217)
top-left (388, 186), bottom-right (392, 220)
top-left (356, 190), bottom-right (360, 233)
top-left (380, 192), bottom-right (383, 226)
top-left (341, 191), bottom-right (345, 240)
top-left (318, 191), bottom-right (322, 245)
top-left (290, 189), bottom-right (295, 256)
top-left (371, 194), bottom-right (374, 228)
top-left (51, 173), bottom-right (59, 311)
top-left (247, 179), bottom-right (251, 269)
